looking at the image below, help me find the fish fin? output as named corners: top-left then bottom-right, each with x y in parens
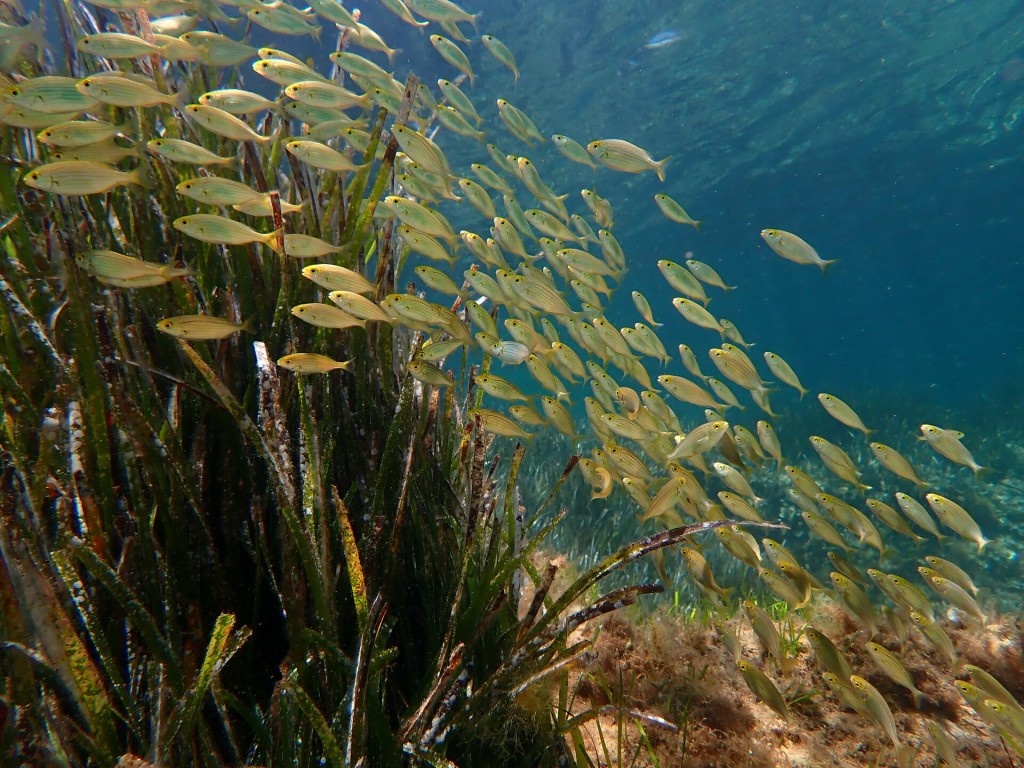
top-left (265, 228), bottom-right (285, 255)
top-left (241, 316), bottom-right (257, 333)
top-left (973, 465), bottom-right (995, 481)
top-left (820, 258), bottom-right (840, 276)
top-left (693, 219), bottom-right (703, 231)
top-left (655, 155), bottom-right (671, 182)
top-left (130, 165), bottom-right (155, 190)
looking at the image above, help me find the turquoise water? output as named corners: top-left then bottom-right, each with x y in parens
top-left (366, 0), bottom-right (1024, 603)
top-left (370, 0), bottom-right (1024, 410)
top-left (30, 0), bottom-right (1022, 602)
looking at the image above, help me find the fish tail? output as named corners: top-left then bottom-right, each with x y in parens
top-left (241, 316), bottom-right (257, 334)
top-left (973, 465), bottom-right (995, 481)
top-left (130, 165), bottom-right (155, 190)
top-left (265, 228), bottom-right (285, 254)
top-left (655, 155), bottom-right (671, 182)
top-left (820, 258), bottom-right (840, 276)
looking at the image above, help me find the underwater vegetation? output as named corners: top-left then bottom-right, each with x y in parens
top-left (0, 1), bottom-right (1022, 767)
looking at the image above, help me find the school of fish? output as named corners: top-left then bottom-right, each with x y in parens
top-left (1, 0), bottom-right (1016, 762)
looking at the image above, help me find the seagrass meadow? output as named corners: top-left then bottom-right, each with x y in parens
top-left (2, 0), bottom-right (1024, 767)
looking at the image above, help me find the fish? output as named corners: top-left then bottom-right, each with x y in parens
top-left (414, 265), bottom-right (462, 296)
top-left (716, 526), bottom-right (762, 568)
top-left (922, 573), bottom-right (987, 625)
top-left (475, 373), bottom-right (528, 402)
top-left (173, 215), bottom-right (282, 251)
top-left (808, 436), bottom-right (869, 491)
top-left (286, 140), bottom-right (365, 173)
top-left (865, 498), bottom-right (926, 543)
top-left (278, 235), bottom-right (342, 259)
top-left (286, 80), bottom-right (370, 111)
top-left (458, 179), bottom-right (497, 218)
top-left (802, 511), bottom-right (852, 551)
top-left (180, 32), bottom-right (257, 68)
top-left (759, 566), bottom-right (810, 607)
top-left (342, 21), bottom-right (402, 61)
top-left (540, 396), bottom-right (576, 437)
top-left (496, 99), bottom-right (545, 145)
top-left (760, 228), bottom-right (837, 273)
top-left (469, 408), bottom-right (532, 439)
top-left (668, 421), bottom-right (729, 460)
top-left (77, 75), bottom-right (178, 108)
top-left (742, 600), bottom-right (791, 674)
top-left (736, 659), bottom-right (789, 720)
top-left (864, 642), bottom-right (926, 709)
top-left (631, 291), bottom-right (662, 327)
top-left (681, 547), bottom-right (731, 600)
top-left (658, 259), bottom-right (709, 304)
top-left (757, 421), bottom-right (784, 465)
top-left (581, 189), bottom-right (615, 229)
top-left (407, 360), bottom-right (454, 388)
top-left (658, 375), bottom-right (724, 411)
top-left (762, 352), bottom-right (808, 398)
top-left (849, 675), bottom-right (901, 747)
top-left (817, 393), bottom-right (872, 435)
top-left (654, 193), bottom-right (701, 228)
top-left (291, 303), bottom-right (365, 329)
top-left (713, 461), bottom-right (760, 502)
top-left (185, 104), bottom-right (270, 143)
top-left (385, 196), bottom-right (457, 241)
top-left (481, 34), bottom-right (520, 80)
top-left (156, 315), bottom-right (253, 340)
top-left (823, 672), bottom-right (869, 715)
top-left (895, 492), bottom-right (945, 540)
top-left (805, 628), bottom-right (853, 682)
top-left (7, 75), bottom-right (100, 113)
top-left (526, 354), bottom-right (569, 399)
top-left (919, 424), bottom-right (990, 478)
top-left (37, 119), bottom-right (125, 147)
top-left (923, 555), bottom-right (979, 595)
top-left (23, 160), bottom-right (151, 196)
top-left (77, 32), bottom-right (165, 58)
top-left (147, 138), bottom-right (235, 166)
top-left (247, 6), bottom-right (320, 37)
top-left (176, 177), bottom-right (265, 206)
top-left (718, 491), bottom-right (764, 523)
top-left (552, 134), bottom-right (598, 168)
top-left (685, 259), bottom-right (734, 291)
top-left (438, 79), bottom-right (482, 124)
top-left (199, 88), bottom-right (280, 114)
top-left (644, 30), bottom-right (681, 49)
top-left (277, 353), bottom-right (353, 374)
top-left (587, 139), bottom-right (669, 181)
top-left (302, 264), bottom-right (375, 295)
top-left (869, 442), bottom-right (928, 487)
top-left (830, 572), bottom-right (878, 634)
top-left (672, 297), bottom-right (723, 333)
top-left (577, 458), bottom-right (613, 499)
top-left (925, 493), bottom-right (990, 551)
top-left (76, 250), bottom-right (191, 287)
top-left (328, 292), bottom-right (394, 324)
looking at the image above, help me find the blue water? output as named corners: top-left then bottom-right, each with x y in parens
top-left (358, 0), bottom-right (1024, 417)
